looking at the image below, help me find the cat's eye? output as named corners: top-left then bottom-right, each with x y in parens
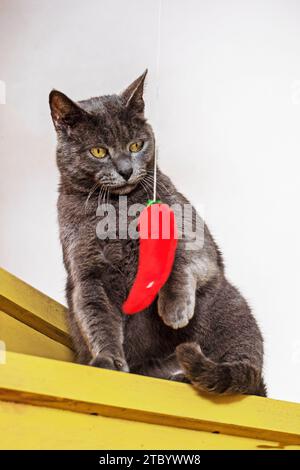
top-left (129, 141), bottom-right (144, 153)
top-left (90, 147), bottom-right (107, 159)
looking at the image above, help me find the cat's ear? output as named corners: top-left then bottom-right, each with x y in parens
top-left (121, 69), bottom-right (148, 115)
top-left (49, 90), bottom-right (86, 131)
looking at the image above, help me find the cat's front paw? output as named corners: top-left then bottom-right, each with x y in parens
top-left (89, 354), bottom-right (129, 372)
top-left (158, 290), bottom-right (195, 329)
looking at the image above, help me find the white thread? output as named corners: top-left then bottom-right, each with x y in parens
top-left (153, 146), bottom-right (158, 201)
top-left (153, 0), bottom-right (162, 201)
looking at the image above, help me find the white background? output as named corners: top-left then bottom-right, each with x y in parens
top-left (1, 0), bottom-right (300, 402)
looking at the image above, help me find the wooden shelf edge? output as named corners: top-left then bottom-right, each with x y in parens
top-left (0, 351), bottom-right (299, 446)
top-left (0, 268), bottom-right (72, 349)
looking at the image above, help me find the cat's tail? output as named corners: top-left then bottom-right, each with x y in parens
top-left (176, 342), bottom-right (267, 397)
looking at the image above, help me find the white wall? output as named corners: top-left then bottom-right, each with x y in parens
top-left (1, 0), bottom-right (300, 402)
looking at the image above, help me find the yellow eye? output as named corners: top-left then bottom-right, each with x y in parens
top-left (90, 147), bottom-right (107, 159)
top-left (129, 141), bottom-right (144, 153)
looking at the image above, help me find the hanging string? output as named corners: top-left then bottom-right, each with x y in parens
top-left (153, 146), bottom-right (158, 202)
top-left (153, 0), bottom-right (163, 202)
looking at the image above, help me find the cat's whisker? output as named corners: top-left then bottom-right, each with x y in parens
top-left (143, 178), bottom-right (158, 199)
top-left (103, 186), bottom-right (108, 210)
top-left (84, 182), bottom-right (100, 214)
top-left (145, 172), bottom-right (167, 191)
top-left (97, 187), bottom-right (103, 206)
top-left (137, 174), bottom-right (154, 198)
top-left (139, 180), bottom-right (150, 199)
top-left (98, 185), bottom-right (106, 207)
top-left (142, 175), bottom-right (159, 196)
top-left (145, 174), bottom-right (171, 197)
top-left (105, 187), bottom-right (111, 210)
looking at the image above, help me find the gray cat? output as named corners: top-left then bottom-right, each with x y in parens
top-left (49, 71), bottom-right (266, 396)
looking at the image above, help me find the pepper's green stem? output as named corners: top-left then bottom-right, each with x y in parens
top-left (147, 199), bottom-right (161, 206)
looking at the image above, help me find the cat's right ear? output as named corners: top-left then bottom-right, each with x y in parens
top-left (49, 90), bottom-right (86, 131)
top-left (120, 70), bottom-right (148, 116)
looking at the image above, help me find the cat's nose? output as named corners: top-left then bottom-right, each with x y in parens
top-left (119, 168), bottom-right (133, 181)
top-left (114, 154), bottom-right (133, 181)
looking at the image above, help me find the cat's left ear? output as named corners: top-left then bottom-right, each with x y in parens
top-left (49, 90), bottom-right (87, 131)
top-left (121, 69), bottom-right (148, 115)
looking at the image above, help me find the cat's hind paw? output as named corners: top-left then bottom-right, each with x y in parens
top-left (168, 372), bottom-right (190, 383)
top-left (176, 342), bottom-right (234, 394)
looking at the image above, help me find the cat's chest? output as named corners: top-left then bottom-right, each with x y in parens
top-left (98, 237), bottom-right (139, 286)
top-left (63, 203), bottom-right (140, 287)
top-left (95, 204), bottom-right (140, 273)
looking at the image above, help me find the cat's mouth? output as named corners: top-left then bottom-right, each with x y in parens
top-left (102, 174), bottom-right (146, 195)
top-left (108, 182), bottom-right (138, 195)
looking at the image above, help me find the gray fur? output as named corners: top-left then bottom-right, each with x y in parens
top-left (49, 71), bottom-right (266, 396)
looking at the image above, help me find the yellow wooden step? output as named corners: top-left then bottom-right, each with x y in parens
top-left (0, 267), bottom-right (72, 349)
top-left (0, 401), bottom-right (297, 450)
top-left (0, 400), bottom-right (296, 450)
top-left (0, 267), bottom-right (299, 450)
top-left (0, 309), bottom-right (73, 362)
top-left (0, 350), bottom-right (300, 449)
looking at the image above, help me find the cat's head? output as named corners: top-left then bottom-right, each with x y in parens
top-left (49, 70), bottom-right (154, 195)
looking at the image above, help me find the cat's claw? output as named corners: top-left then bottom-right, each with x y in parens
top-left (89, 354), bottom-right (129, 372)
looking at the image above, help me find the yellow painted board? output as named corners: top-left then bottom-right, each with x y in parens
top-left (0, 400), bottom-right (296, 450)
top-left (0, 310), bottom-right (73, 362)
top-left (0, 267), bottom-right (72, 348)
top-left (0, 352), bottom-right (300, 446)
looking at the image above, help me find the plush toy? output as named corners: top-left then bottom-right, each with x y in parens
top-left (122, 199), bottom-right (178, 315)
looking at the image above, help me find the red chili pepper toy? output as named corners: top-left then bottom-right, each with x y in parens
top-left (122, 201), bottom-right (178, 314)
